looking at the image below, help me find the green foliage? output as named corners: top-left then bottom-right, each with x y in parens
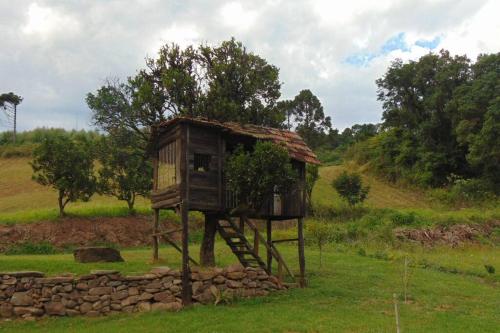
top-left (374, 51), bottom-right (499, 189)
top-left (87, 38), bottom-right (284, 152)
top-left (5, 241), bottom-right (56, 255)
top-left (31, 135), bottom-right (97, 216)
top-left (484, 264), bottom-right (495, 274)
top-left (332, 171), bottom-right (370, 207)
top-left (1, 128), bottom-right (101, 148)
top-left (287, 89), bottom-right (332, 149)
top-left (225, 141), bottom-right (297, 213)
top-left (97, 130), bottom-right (152, 212)
top-left (305, 219), bottom-right (336, 267)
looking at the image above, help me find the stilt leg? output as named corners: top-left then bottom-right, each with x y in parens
top-left (266, 219), bottom-right (272, 273)
top-left (153, 208), bottom-right (159, 262)
top-left (181, 202), bottom-right (192, 305)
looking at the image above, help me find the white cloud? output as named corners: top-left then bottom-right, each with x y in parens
top-left (151, 24), bottom-right (201, 52)
top-left (0, 0), bottom-right (498, 131)
top-left (220, 2), bottom-right (258, 30)
top-left (22, 3), bottom-right (80, 40)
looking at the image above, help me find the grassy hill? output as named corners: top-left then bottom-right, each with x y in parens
top-left (0, 157), bottom-right (150, 223)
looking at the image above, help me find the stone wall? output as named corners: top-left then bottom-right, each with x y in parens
top-left (0, 265), bottom-right (285, 320)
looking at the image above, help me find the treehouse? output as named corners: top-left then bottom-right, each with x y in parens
top-left (150, 117), bottom-right (320, 305)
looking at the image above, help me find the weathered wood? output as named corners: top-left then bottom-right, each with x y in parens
top-left (181, 201), bottom-right (191, 306)
top-left (266, 219), bottom-right (272, 272)
top-left (272, 238), bottom-right (299, 244)
top-left (151, 196), bottom-right (181, 209)
top-left (152, 228), bottom-right (182, 237)
top-left (298, 217), bottom-right (306, 287)
top-left (244, 218), bottom-right (294, 280)
top-left (152, 209), bottom-right (159, 261)
top-left (160, 232), bottom-right (198, 266)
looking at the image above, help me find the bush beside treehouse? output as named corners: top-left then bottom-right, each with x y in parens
top-left (225, 141), bottom-right (298, 215)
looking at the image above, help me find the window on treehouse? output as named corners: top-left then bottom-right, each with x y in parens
top-left (194, 153), bottom-right (211, 172)
top-left (157, 141), bottom-right (176, 189)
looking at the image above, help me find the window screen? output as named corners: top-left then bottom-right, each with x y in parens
top-left (157, 141), bottom-right (176, 189)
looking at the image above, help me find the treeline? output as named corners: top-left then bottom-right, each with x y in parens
top-left (345, 51), bottom-right (499, 195)
top-left (0, 128), bottom-right (101, 158)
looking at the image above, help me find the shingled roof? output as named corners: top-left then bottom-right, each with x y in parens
top-left (157, 117), bottom-right (320, 165)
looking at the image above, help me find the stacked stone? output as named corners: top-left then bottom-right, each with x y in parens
top-left (0, 265), bottom-right (285, 320)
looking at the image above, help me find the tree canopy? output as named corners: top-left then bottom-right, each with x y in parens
top-left (374, 50), bottom-right (499, 188)
top-left (86, 38), bottom-right (284, 152)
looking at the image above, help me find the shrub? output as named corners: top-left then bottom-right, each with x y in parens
top-left (391, 211), bottom-right (420, 226)
top-left (332, 171), bottom-right (370, 207)
top-left (484, 265), bottom-right (495, 274)
top-left (5, 242), bottom-right (57, 255)
top-left (226, 141), bottom-right (297, 214)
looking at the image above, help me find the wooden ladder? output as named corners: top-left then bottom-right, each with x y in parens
top-left (216, 217), bottom-right (267, 271)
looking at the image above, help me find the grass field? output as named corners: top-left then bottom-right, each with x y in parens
top-left (0, 157), bottom-right (499, 332)
top-left (0, 244), bottom-right (499, 332)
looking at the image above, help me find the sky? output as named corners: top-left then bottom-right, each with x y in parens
top-left (0, 0), bottom-right (499, 132)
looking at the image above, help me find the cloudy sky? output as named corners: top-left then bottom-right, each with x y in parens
top-left (1, 0), bottom-right (499, 132)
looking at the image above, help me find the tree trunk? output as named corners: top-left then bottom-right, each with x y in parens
top-left (200, 213), bottom-right (217, 266)
top-left (58, 192), bottom-right (66, 217)
top-left (13, 104), bottom-right (16, 144)
top-left (127, 194), bottom-right (135, 215)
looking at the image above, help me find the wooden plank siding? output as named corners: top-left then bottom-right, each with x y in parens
top-left (152, 122), bottom-right (307, 219)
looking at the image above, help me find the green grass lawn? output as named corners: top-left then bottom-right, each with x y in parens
top-left (0, 244), bottom-right (499, 332)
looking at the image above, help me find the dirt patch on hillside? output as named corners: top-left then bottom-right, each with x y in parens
top-left (0, 216), bottom-right (180, 251)
top-left (395, 221), bottom-right (500, 247)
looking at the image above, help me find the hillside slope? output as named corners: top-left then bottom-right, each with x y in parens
top-left (0, 157), bottom-right (149, 220)
top-left (312, 163), bottom-right (431, 210)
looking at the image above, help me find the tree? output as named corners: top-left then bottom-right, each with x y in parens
top-left (376, 50), bottom-right (471, 186)
top-left (0, 92), bottom-right (23, 143)
top-left (225, 141), bottom-right (297, 214)
top-left (97, 130), bottom-right (153, 213)
top-left (306, 220), bottom-right (333, 268)
top-left (332, 171), bottom-right (369, 207)
top-left (292, 90), bottom-right (331, 149)
top-left (87, 38), bottom-right (284, 152)
top-left (31, 135), bottom-right (96, 216)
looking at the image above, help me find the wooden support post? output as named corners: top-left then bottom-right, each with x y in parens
top-left (153, 208), bottom-right (159, 262)
top-left (266, 219), bottom-right (272, 273)
top-left (253, 227), bottom-right (259, 256)
top-left (298, 217), bottom-right (306, 287)
top-left (181, 202), bottom-right (192, 306)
